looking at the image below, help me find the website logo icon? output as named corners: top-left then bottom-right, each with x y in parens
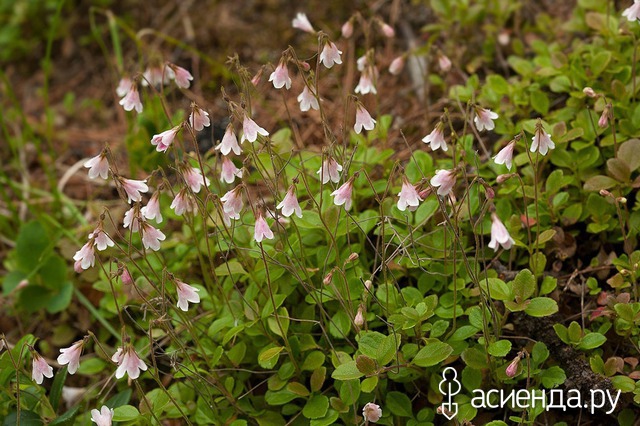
top-left (438, 367), bottom-right (461, 420)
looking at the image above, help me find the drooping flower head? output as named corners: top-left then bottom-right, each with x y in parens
top-left (141, 191), bottom-right (162, 223)
top-left (220, 186), bottom-right (243, 219)
top-left (355, 67), bottom-right (377, 95)
top-left (189, 104), bottom-right (211, 132)
top-left (57, 339), bottom-right (86, 375)
top-left (216, 124), bottom-right (242, 155)
top-left (269, 60), bottom-right (292, 90)
top-left (167, 63), bottom-right (193, 89)
top-left (623, 0), bottom-right (640, 21)
top-left (181, 165), bottom-right (210, 193)
top-left (493, 140), bottom-right (517, 170)
top-left (357, 53), bottom-right (369, 72)
top-left (354, 103), bottom-right (376, 134)
top-left (142, 65), bottom-right (172, 87)
top-left (123, 205), bottom-right (142, 232)
top-left (116, 76), bottom-right (133, 97)
top-left (241, 114), bottom-right (269, 143)
top-left (292, 12), bottom-right (315, 33)
top-left (112, 344), bottom-right (147, 380)
top-left (254, 212), bottom-right (275, 243)
top-left (73, 240), bottom-right (95, 270)
top-left (84, 150), bottom-right (110, 180)
top-left (430, 169), bottom-right (457, 197)
top-left (397, 177), bottom-right (423, 212)
top-left (91, 405), bottom-right (114, 426)
top-left (91, 227), bottom-right (114, 251)
top-left (277, 185), bottom-right (303, 218)
top-left (488, 212), bottom-right (514, 251)
top-left (474, 106), bottom-right (499, 131)
top-left (320, 41), bottom-right (343, 69)
top-left (220, 157), bottom-right (243, 184)
top-left (170, 189), bottom-right (196, 216)
top-left (116, 176), bottom-right (149, 204)
top-left (363, 402), bottom-right (383, 423)
top-left (119, 84), bottom-right (142, 113)
top-left (316, 157), bottom-right (343, 184)
top-left (140, 222), bottom-right (166, 251)
top-left (31, 349), bottom-right (54, 384)
top-left (151, 125), bottom-right (180, 153)
top-left (422, 122), bottom-right (448, 152)
top-left (530, 119), bottom-right (555, 155)
top-left (297, 86), bottom-right (320, 112)
top-left (331, 176), bottom-right (356, 211)
top-left (174, 279), bottom-right (201, 312)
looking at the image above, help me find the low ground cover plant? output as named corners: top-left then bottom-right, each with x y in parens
top-left (2, 0), bottom-right (640, 424)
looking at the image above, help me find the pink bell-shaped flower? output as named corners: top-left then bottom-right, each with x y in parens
top-left (254, 212), bottom-right (275, 242)
top-left (331, 178), bottom-right (354, 210)
top-left (216, 124), bottom-right (242, 155)
top-left (422, 122), bottom-right (448, 152)
top-left (84, 151), bottom-right (109, 179)
top-left (397, 177), bottom-right (423, 212)
top-left (320, 41), bottom-right (343, 69)
top-left (175, 279), bottom-right (201, 312)
top-left (354, 104), bottom-right (376, 134)
top-left (488, 212), bottom-right (514, 251)
top-left (493, 140), bottom-right (516, 170)
top-left (474, 107), bottom-right (499, 132)
top-left (277, 185), bottom-right (303, 218)
top-left (57, 339), bottom-right (85, 375)
top-left (430, 169), bottom-right (457, 197)
top-left (112, 345), bottom-right (147, 380)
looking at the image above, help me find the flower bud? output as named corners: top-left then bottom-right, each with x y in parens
top-left (299, 61), bottom-right (311, 72)
top-left (388, 56), bottom-right (405, 75)
top-left (617, 197), bottom-right (627, 204)
top-left (583, 87), bottom-right (597, 98)
top-left (323, 271), bottom-right (334, 285)
top-left (599, 189), bottom-right (612, 198)
top-left (364, 280), bottom-right (373, 291)
top-left (380, 22), bottom-right (395, 38)
top-left (598, 108), bottom-right (609, 128)
top-left (251, 68), bottom-right (264, 86)
top-left (484, 186), bottom-right (495, 200)
top-left (354, 305), bottom-right (365, 327)
top-left (496, 173), bottom-right (515, 184)
top-left (438, 53), bottom-right (452, 72)
top-left (418, 187), bottom-right (433, 199)
top-left (505, 357), bottom-right (520, 377)
top-left (347, 252), bottom-right (359, 263)
top-left (120, 267), bottom-right (133, 285)
top-left (342, 19), bottom-right (354, 38)
top-left (17, 279), bottom-right (29, 290)
top-left (498, 30), bottom-right (510, 46)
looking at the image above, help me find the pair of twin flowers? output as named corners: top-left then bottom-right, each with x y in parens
top-left (23, 336), bottom-right (146, 426)
top-left (423, 109), bottom-right (555, 252)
